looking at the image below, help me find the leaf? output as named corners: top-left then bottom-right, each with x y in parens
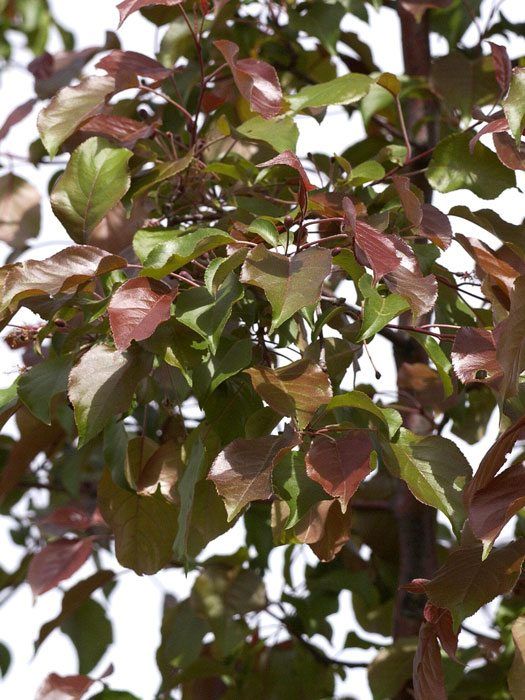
top-left (421, 539), bottom-right (525, 630)
top-left (27, 538), bottom-right (94, 597)
top-left (208, 430), bottom-right (300, 520)
top-left (470, 462), bottom-right (525, 552)
top-left (108, 277), bottom-right (176, 351)
top-left (18, 355), bottom-right (73, 424)
top-left (504, 68), bottom-right (525, 144)
top-left (353, 222), bottom-right (401, 283)
top-left (294, 498), bottom-right (352, 562)
top-left (96, 49), bottom-right (171, 84)
top-left (36, 672), bottom-right (96, 700)
top-left (128, 152), bottom-right (193, 201)
top-left (117, 0), bottom-right (184, 27)
top-left (51, 137), bottom-right (132, 243)
top-left (257, 151), bottom-right (314, 191)
top-left (214, 39), bottom-right (283, 119)
top-left (495, 276), bottom-right (525, 398)
top-left (509, 616), bottom-right (525, 700)
top-left (157, 598), bottom-right (210, 683)
top-left (236, 115), bottom-right (299, 153)
top-left (326, 390), bottom-right (397, 437)
top-left (193, 337), bottom-right (253, 398)
top-left (358, 276), bottom-right (410, 341)
top-left (368, 640), bottom-right (417, 700)
top-left (385, 428), bottom-right (472, 536)
top-left (413, 622), bottom-right (446, 700)
top-left (273, 451), bottom-right (326, 530)
top-left (384, 237), bottom-right (438, 318)
top-left (0, 246), bottom-right (125, 317)
top-left (494, 132), bottom-right (525, 171)
top-left (489, 42), bottom-right (512, 94)
top-left (139, 227), bottom-right (232, 278)
top-left (61, 598), bottom-right (112, 674)
top-left (204, 249), bottom-right (247, 295)
top-left (97, 469), bottom-right (178, 575)
top-left (451, 327), bottom-right (502, 385)
top-left (77, 115), bottom-right (157, 149)
top-left (419, 204), bottom-right (452, 249)
top-left (240, 244), bottom-right (331, 332)
top-left (305, 430), bottom-right (373, 511)
top-left (37, 75), bottom-right (115, 157)
top-left (427, 132), bottom-right (516, 200)
top-left (68, 344), bottom-right (152, 446)
top-left (0, 173), bottom-right (40, 249)
top-left (0, 98), bottom-right (37, 141)
top-left (90, 199), bottom-right (151, 254)
top-left (0, 642), bottom-right (10, 677)
top-left (287, 73), bottom-right (372, 111)
top-left (175, 273), bottom-right (243, 353)
top-left (246, 359), bottom-right (332, 429)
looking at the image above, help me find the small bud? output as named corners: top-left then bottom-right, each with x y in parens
top-left (331, 247), bottom-right (342, 257)
top-left (283, 215), bottom-right (294, 228)
top-left (54, 318), bottom-right (66, 328)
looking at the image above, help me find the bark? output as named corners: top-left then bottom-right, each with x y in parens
top-left (392, 3), bottom-right (439, 645)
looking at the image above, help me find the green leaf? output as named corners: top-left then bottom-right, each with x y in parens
top-left (128, 152), bottom-right (193, 200)
top-left (193, 337), bottom-right (253, 399)
top-left (350, 160), bottom-right (385, 185)
top-left (51, 137), bottom-right (132, 243)
top-left (0, 643), bottom-right (10, 678)
top-left (204, 249), bottom-right (247, 295)
top-left (289, 1), bottom-right (345, 55)
top-left (412, 334), bottom-right (453, 398)
top-left (37, 75), bottom-right (115, 157)
top-left (236, 115), bottom-right (299, 153)
top-left (273, 451), bottom-right (326, 530)
top-left (504, 68), bottom-right (525, 144)
top-left (368, 639), bottom-right (417, 700)
top-left (246, 218), bottom-right (287, 248)
top-left (98, 469), bottom-right (178, 575)
top-left (357, 276), bottom-right (410, 341)
top-left (68, 344), bottom-right (152, 446)
top-left (60, 598), bottom-right (112, 674)
top-left (384, 428), bottom-right (472, 536)
top-left (240, 244), bottom-right (331, 333)
top-left (427, 132), bottom-right (516, 199)
top-left (287, 73), bottom-right (372, 111)
top-left (175, 273), bottom-right (243, 353)
top-left (326, 390), bottom-right (397, 437)
top-left (140, 228), bottom-right (232, 278)
top-left (18, 355), bottom-right (72, 425)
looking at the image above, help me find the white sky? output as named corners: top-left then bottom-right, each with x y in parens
top-left (0, 1), bottom-right (525, 698)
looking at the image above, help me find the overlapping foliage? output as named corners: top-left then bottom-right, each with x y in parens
top-left (1, 0), bottom-right (525, 698)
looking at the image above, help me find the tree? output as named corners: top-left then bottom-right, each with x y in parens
top-left (0, 0), bottom-right (525, 697)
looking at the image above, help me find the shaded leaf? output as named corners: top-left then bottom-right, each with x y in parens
top-left (0, 173), bottom-right (40, 249)
top-left (240, 244), bottom-right (331, 332)
top-left (452, 327), bottom-right (502, 385)
top-left (98, 469), bottom-right (178, 575)
top-left (489, 42), bottom-right (512, 94)
top-left (413, 622), bottom-right (446, 700)
top-left (0, 98), bottom-right (37, 141)
top-left (68, 344), bottom-right (153, 446)
top-left (246, 359), bottom-right (332, 429)
top-left (509, 616), bottom-right (525, 700)
top-left (18, 355), bottom-right (73, 425)
top-left (61, 598), bottom-right (112, 675)
top-left (208, 430), bottom-right (300, 520)
top-left (294, 498), bottom-right (352, 562)
top-left (495, 276), bottom-right (525, 397)
top-left (504, 68), bottom-right (525, 144)
top-left (27, 538), bottom-right (93, 597)
top-left (78, 115), bottom-right (157, 149)
top-left (117, 0), bottom-right (184, 27)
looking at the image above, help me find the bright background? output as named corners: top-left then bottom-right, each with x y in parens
top-left (0, 1), bottom-right (524, 697)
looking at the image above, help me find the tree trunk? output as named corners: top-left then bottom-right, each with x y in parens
top-left (392, 3), bottom-right (439, 643)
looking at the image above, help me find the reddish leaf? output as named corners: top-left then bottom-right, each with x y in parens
top-left (423, 603), bottom-right (458, 660)
top-left (489, 42), bottom-right (512, 95)
top-left (0, 98), bottom-right (37, 141)
top-left (0, 173), bottom-right (41, 249)
top-left (294, 499), bottom-right (352, 562)
top-left (493, 131), bottom-right (525, 171)
top-left (451, 327), bottom-right (502, 384)
top-left (257, 150), bottom-right (313, 190)
top-left (469, 463), bottom-right (525, 548)
top-left (413, 622), bottom-right (447, 700)
top-left (384, 236), bottom-right (438, 317)
top-left (400, 0), bottom-right (451, 21)
top-left (27, 537), bottom-right (94, 597)
top-left (117, 0), bottom-right (184, 26)
top-left (305, 430), bottom-right (373, 511)
top-left (108, 277), bottom-right (176, 351)
top-left (419, 204), bottom-right (452, 249)
top-left (96, 49), bottom-right (171, 88)
top-left (77, 114), bottom-right (157, 148)
top-left (36, 673), bottom-right (95, 700)
top-left (393, 175), bottom-right (422, 226)
top-left (214, 39), bottom-right (283, 119)
top-left (39, 506), bottom-right (93, 534)
top-left (354, 220), bottom-right (401, 283)
top-left (208, 430), bottom-right (300, 520)
top-left (457, 234), bottom-right (519, 298)
top-left (466, 414), bottom-right (525, 503)
top-left (469, 117), bottom-right (508, 152)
